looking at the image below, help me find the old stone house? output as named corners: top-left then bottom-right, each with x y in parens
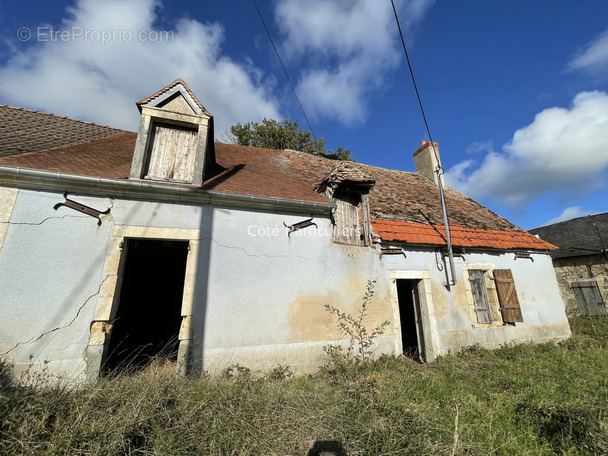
top-left (0, 79), bottom-right (570, 382)
top-left (530, 213), bottom-right (608, 317)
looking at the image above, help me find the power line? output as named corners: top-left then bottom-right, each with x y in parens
top-left (251, 0), bottom-right (317, 140)
top-left (390, 0), bottom-right (440, 168)
top-left (391, 0), bottom-right (457, 286)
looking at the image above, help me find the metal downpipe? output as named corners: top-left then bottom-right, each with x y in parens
top-left (436, 166), bottom-right (457, 286)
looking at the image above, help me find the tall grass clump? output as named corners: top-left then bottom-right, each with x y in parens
top-left (0, 317), bottom-right (606, 455)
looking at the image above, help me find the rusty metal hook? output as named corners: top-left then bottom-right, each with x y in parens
top-left (283, 215), bottom-right (317, 238)
top-left (53, 191), bottom-right (111, 226)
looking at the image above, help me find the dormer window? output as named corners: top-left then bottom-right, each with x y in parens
top-left (129, 79), bottom-right (214, 186)
top-left (332, 189), bottom-right (364, 245)
top-left (316, 163), bottom-right (375, 246)
top-left (145, 122), bottom-right (198, 182)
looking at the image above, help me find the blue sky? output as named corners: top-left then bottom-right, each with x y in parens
top-left (0, 0), bottom-right (607, 229)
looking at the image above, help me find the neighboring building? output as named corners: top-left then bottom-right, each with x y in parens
top-left (0, 80), bottom-right (570, 383)
top-left (530, 213), bottom-right (608, 317)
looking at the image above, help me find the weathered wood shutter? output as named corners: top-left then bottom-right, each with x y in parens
top-left (469, 269), bottom-right (493, 324)
top-left (332, 191), bottom-right (362, 245)
top-left (146, 123), bottom-right (198, 182)
top-left (571, 281), bottom-right (607, 317)
top-left (494, 269), bottom-right (524, 323)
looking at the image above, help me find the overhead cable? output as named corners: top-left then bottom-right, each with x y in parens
top-left (391, 0), bottom-right (457, 285)
top-left (251, 0), bottom-right (317, 140)
top-left (390, 0), bottom-right (440, 167)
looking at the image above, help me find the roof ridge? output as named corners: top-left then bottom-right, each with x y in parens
top-left (0, 105), bottom-right (129, 133)
top-left (532, 211), bottom-right (608, 230)
top-left (272, 146), bottom-right (421, 175)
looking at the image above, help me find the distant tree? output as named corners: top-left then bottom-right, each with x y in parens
top-left (227, 118), bottom-right (354, 161)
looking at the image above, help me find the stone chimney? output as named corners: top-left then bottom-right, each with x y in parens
top-left (413, 141), bottom-right (443, 186)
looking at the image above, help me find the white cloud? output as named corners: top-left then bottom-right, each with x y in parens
top-left (546, 207), bottom-right (594, 225)
top-left (567, 28), bottom-right (608, 75)
top-left (274, 0), bottom-right (434, 125)
top-left (0, 0), bottom-right (280, 132)
top-left (465, 141), bottom-right (494, 154)
top-left (446, 91), bottom-right (608, 208)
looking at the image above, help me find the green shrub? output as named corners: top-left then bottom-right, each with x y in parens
top-left (324, 280), bottom-right (390, 367)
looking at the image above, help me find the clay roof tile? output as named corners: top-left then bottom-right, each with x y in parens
top-left (0, 104), bottom-right (546, 245)
top-left (371, 218), bottom-right (557, 251)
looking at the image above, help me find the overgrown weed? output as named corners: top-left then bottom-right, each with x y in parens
top-left (0, 317), bottom-right (606, 455)
top-left (322, 280), bottom-right (391, 386)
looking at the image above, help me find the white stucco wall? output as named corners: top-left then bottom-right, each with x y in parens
top-left (0, 189), bottom-right (113, 380)
top-left (0, 186), bottom-right (571, 381)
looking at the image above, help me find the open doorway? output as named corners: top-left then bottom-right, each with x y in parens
top-left (103, 239), bottom-right (189, 373)
top-left (396, 279), bottom-right (425, 361)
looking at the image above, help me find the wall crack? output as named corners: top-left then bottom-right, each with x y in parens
top-left (0, 214), bottom-right (88, 227)
top-left (1, 275), bottom-right (110, 357)
top-left (206, 237), bottom-right (336, 289)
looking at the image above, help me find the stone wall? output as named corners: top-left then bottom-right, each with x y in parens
top-left (552, 255), bottom-right (608, 316)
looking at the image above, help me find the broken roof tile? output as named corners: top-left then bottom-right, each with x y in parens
top-left (316, 162), bottom-right (376, 191)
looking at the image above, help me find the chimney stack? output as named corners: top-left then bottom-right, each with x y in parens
top-left (413, 141), bottom-right (443, 186)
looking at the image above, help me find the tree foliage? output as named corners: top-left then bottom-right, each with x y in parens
top-left (228, 118), bottom-right (354, 161)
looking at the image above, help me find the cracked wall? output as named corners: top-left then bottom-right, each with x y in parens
top-left (0, 188), bottom-right (113, 380)
top-left (0, 188), bottom-right (207, 381)
top-left (0, 185), bottom-right (572, 381)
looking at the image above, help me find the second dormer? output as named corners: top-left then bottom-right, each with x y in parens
top-left (316, 163), bottom-right (375, 246)
top-left (129, 79), bottom-right (215, 186)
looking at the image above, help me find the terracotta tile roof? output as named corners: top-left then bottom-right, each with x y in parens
top-left (372, 218), bottom-right (557, 251)
top-left (279, 151), bottom-right (519, 231)
top-left (136, 79), bottom-right (212, 117)
top-left (0, 132), bottom-right (136, 179)
top-left (0, 105), bottom-right (125, 157)
top-left (0, 131), bottom-right (523, 235)
top-left (202, 144), bottom-right (329, 204)
top-left (0, 104), bottom-right (542, 249)
top-left (0, 131), bottom-right (328, 204)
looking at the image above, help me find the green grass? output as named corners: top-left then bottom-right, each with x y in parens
top-left (1, 317), bottom-right (607, 455)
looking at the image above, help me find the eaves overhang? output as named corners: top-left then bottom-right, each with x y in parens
top-left (378, 239), bottom-right (552, 255)
top-left (0, 166), bottom-right (335, 215)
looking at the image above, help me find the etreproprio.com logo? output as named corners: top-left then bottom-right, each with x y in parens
top-left (17, 26), bottom-right (174, 45)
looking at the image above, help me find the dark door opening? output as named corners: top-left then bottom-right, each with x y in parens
top-left (396, 279), bottom-right (425, 361)
top-left (104, 239), bottom-right (189, 373)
